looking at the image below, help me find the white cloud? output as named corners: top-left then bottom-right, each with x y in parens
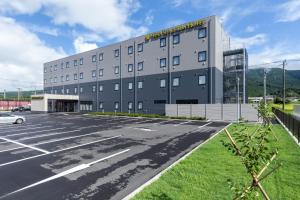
top-left (0, 17), bottom-right (65, 90)
top-left (171, 0), bottom-right (188, 7)
top-left (245, 25), bottom-right (257, 33)
top-left (73, 37), bottom-right (98, 53)
top-left (277, 0), bottom-right (300, 22)
top-left (231, 34), bottom-right (267, 49)
top-left (27, 24), bottom-right (59, 36)
top-left (249, 43), bottom-right (300, 69)
top-left (166, 19), bottom-right (186, 28)
top-left (0, 0), bottom-right (146, 41)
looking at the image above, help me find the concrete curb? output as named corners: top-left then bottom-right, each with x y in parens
top-left (122, 122), bottom-right (232, 200)
top-left (275, 116), bottom-right (300, 147)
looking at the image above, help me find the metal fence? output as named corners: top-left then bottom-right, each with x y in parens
top-left (166, 104), bottom-right (259, 122)
top-left (273, 108), bottom-right (300, 143)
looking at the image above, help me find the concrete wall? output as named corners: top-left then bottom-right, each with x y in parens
top-left (166, 104), bottom-right (259, 122)
top-left (31, 99), bottom-right (46, 112)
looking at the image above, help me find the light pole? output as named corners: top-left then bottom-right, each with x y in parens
top-left (264, 68), bottom-right (267, 105)
top-left (283, 60), bottom-right (286, 110)
top-left (237, 77), bottom-right (240, 122)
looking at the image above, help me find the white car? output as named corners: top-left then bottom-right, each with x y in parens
top-left (0, 113), bottom-right (26, 124)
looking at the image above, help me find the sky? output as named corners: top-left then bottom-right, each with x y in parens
top-left (0, 0), bottom-right (300, 91)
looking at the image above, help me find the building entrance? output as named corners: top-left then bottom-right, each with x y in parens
top-left (48, 100), bottom-right (78, 112)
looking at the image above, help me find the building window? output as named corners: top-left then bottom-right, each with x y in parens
top-left (128, 102), bottom-right (133, 110)
top-left (61, 89), bottom-right (64, 94)
top-left (198, 75), bottom-right (206, 85)
top-left (66, 74), bottom-right (69, 81)
top-left (160, 58), bottom-right (166, 68)
top-left (74, 73), bottom-right (78, 80)
top-left (80, 58), bottom-right (83, 65)
top-left (114, 83), bottom-right (119, 91)
top-left (80, 87), bottom-right (83, 93)
top-left (198, 51), bottom-right (207, 62)
top-left (92, 70), bottom-right (96, 78)
top-left (92, 55), bottom-right (96, 62)
top-left (50, 66), bottom-right (52, 72)
top-left (54, 65), bottom-right (57, 71)
top-left (74, 87), bottom-right (77, 94)
top-left (66, 62), bottom-right (69, 68)
top-left (50, 78), bottom-right (53, 83)
top-left (137, 62), bottom-right (143, 71)
top-left (160, 37), bottom-right (166, 47)
top-left (99, 53), bottom-right (103, 61)
top-left (173, 56), bottom-right (180, 66)
top-left (114, 49), bottom-right (119, 57)
top-left (128, 46), bottom-right (133, 54)
top-left (99, 102), bottom-right (103, 109)
top-left (92, 85), bottom-right (96, 92)
top-left (44, 79), bottom-right (47, 84)
top-left (138, 81), bottom-right (143, 89)
top-left (61, 76), bottom-right (64, 82)
top-left (66, 89), bottom-right (69, 94)
top-left (74, 60), bottom-right (78, 66)
top-left (99, 85), bottom-right (103, 92)
top-left (160, 79), bottom-right (166, 88)
top-left (173, 34), bottom-right (180, 44)
top-left (138, 101), bottom-right (143, 110)
top-left (44, 67), bottom-right (47, 73)
top-left (99, 69), bottom-right (103, 77)
top-left (128, 64), bottom-right (133, 72)
top-left (54, 90), bottom-right (57, 94)
top-left (114, 102), bottom-right (119, 110)
top-left (61, 63), bottom-right (64, 69)
top-left (198, 27), bottom-right (207, 38)
top-left (137, 43), bottom-right (143, 52)
top-left (54, 77), bottom-right (57, 83)
top-left (173, 77), bottom-right (180, 86)
top-left (80, 72), bottom-right (83, 79)
top-left (114, 66), bottom-right (119, 74)
top-left (128, 82), bottom-right (133, 90)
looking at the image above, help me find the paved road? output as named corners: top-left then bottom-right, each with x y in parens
top-left (0, 113), bottom-right (229, 200)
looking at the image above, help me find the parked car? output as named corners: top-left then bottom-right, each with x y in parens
top-left (0, 113), bottom-right (25, 124)
top-left (11, 106), bottom-right (30, 112)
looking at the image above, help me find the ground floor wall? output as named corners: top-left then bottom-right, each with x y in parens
top-left (44, 68), bottom-right (222, 114)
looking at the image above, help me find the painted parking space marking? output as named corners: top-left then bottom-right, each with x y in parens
top-left (0, 125), bottom-right (53, 134)
top-left (1, 148), bottom-right (130, 199)
top-left (0, 130), bottom-right (108, 153)
top-left (0, 136), bottom-right (50, 154)
top-left (174, 121), bottom-right (192, 126)
top-left (0, 127), bottom-right (65, 138)
top-left (0, 135), bottom-right (122, 167)
top-left (198, 122), bottom-right (212, 129)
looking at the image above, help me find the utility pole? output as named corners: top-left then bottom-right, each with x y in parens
top-left (3, 89), bottom-right (6, 99)
top-left (283, 60), bottom-right (286, 111)
top-left (17, 88), bottom-right (21, 107)
top-left (264, 68), bottom-right (267, 105)
top-left (237, 77), bottom-right (240, 122)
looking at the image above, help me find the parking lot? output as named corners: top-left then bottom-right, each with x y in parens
top-left (0, 113), bottom-right (229, 200)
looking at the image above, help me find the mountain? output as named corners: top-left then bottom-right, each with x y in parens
top-left (247, 68), bottom-right (300, 97)
top-left (0, 90), bottom-right (43, 100)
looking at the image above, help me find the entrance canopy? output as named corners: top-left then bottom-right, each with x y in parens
top-left (31, 94), bottom-right (79, 113)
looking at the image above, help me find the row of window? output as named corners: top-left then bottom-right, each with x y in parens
top-left (45, 51), bottom-right (207, 84)
top-left (98, 101), bottom-right (143, 110)
top-left (45, 28), bottom-right (207, 73)
top-left (49, 75), bottom-right (206, 94)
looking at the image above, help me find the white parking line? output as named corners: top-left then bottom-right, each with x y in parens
top-left (0, 125), bottom-right (53, 133)
top-left (0, 135), bottom-right (122, 167)
top-left (0, 136), bottom-right (50, 154)
top-left (173, 121), bottom-right (191, 126)
top-left (198, 122), bottom-right (212, 129)
top-left (0, 148), bottom-right (130, 198)
top-left (1, 127), bottom-right (66, 137)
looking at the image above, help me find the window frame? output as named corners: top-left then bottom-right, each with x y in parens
top-left (114, 66), bottom-right (120, 74)
top-left (99, 53), bottom-right (103, 61)
top-left (173, 34), bottom-right (180, 45)
top-left (198, 75), bottom-right (206, 85)
top-left (137, 43), bottom-right (143, 52)
top-left (74, 60), bottom-right (77, 66)
top-left (128, 64), bottom-right (133, 72)
top-left (99, 102), bottom-right (104, 109)
top-left (79, 72), bottom-right (83, 79)
top-left (92, 55), bottom-right (96, 62)
top-left (114, 83), bottom-right (119, 91)
top-left (172, 55), bottom-right (180, 66)
top-left (160, 37), bottom-right (166, 47)
top-left (74, 73), bottom-right (78, 80)
top-left (137, 62), bottom-right (143, 71)
top-left (160, 58), bottom-right (166, 68)
top-left (160, 79), bottom-right (166, 88)
top-left (198, 27), bottom-right (207, 39)
top-left (114, 49), bottom-right (119, 57)
top-left (128, 82), bottom-right (133, 90)
top-left (128, 102), bottom-right (133, 110)
top-left (99, 69), bottom-right (104, 77)
top-left (198, 51), bottom-right (207, 62)
top-left (79, 58), bottom-right (83, 65)
top-left (99, 85), bottom-right (103, 92)
top-left (92, 70), bottom-right (96, 78)
top-left (172, 77), bottom-right (180, 87)
top-left (92, 85), bottom-right (96, 92)
top-left (66, 74), bottom-right (69, 81)
top-left (138, 81), bottom-right (143, 89)
top-left (128, 46), bottom-right (133, 55)
top-left (114, 102), bottom-right (119, 110)
top-left (138, 101), bottom-right (143, 110)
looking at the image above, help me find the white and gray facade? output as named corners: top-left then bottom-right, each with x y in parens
top-left (43, 16), bottom-right (240, 114)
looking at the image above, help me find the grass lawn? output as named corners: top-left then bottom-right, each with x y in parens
top-left (132, 123), bottom-right (300, 200)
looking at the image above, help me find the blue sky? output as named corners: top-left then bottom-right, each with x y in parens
top-left (0, 0), bottom-right (299, 90)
